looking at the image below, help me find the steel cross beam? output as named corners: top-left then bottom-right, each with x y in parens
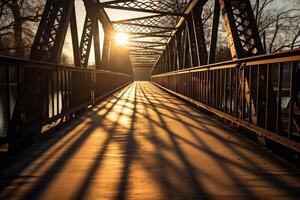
top-left (99, 0), bottom-right (188, 16)
top-left (112, 22), bottom-right (177, 31)
top-left (111, 14), bottom-right (179, 29)
top-left (128, 40), bottom-right (167, 45)
top-left (128, 43), bottom-right (164, 47)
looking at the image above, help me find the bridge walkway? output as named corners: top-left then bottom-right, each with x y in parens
top-left (0, 82), bottom-right (300, 200)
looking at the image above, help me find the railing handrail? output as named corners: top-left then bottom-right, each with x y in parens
top-left (152, 48), bottom-right (300, 77)
top-left (0, 55), bottom-right (132, 77)
top-left (151, 48), bottom-right (300, 154)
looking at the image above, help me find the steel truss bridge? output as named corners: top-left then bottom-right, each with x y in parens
top-left (0, 0), bottom-right (300, 199)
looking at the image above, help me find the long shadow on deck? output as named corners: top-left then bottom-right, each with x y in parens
top-left (0, 82), bottom-right (300, 200)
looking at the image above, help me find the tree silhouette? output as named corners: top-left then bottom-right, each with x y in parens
top-left (0, 0), bottom-right (44, 58)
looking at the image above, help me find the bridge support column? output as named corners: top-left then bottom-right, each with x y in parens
top-left (94, 21), bottom-right (102, 70)
top-left (102, 34), bottom-right (111, 70)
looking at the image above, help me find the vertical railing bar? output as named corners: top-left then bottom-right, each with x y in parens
top-left (56, 69), bottom-right (59, 115)
top-left (65, 70), bottom-right (68, 113)
top-left (214, 70), bottom-right (216, 108)
top-left (224, 69), bottom-right (227, 113)
top-left (220, 69), bottom-right (223, 110)
top-left (265, 64), bottom-right (270, 129)
top-left (51, 70), bottom-right (54, 117)
top-left (196, 72), bottom-right (198, 101)
top-left (190, 73), bottom-right (192, 98)
top-left (200, 72), bottom-right (203, 102)
top-left (210, 70), bottom-right (212, 106)
top-left (189, 73), bottom-right (191, 98)
top-left (64, 70), bottom-right (67, 112)
top-left (288, 61), bottom-right (296, 139)
top-left (276, 63), bottom-right (283, 134)
top-left (208, 71), bottom-right (210, 106)
top-left (249, 67), bottom-right (252, 123)
top-left (229, 68), bottom-right (232, 114)
top-left (208, 70), bottom-right (211, 106)
top-left (205, 70), bottom-right (209, 105)
top-left (190, 72), bottom-right (195, 99)
top-left (61, 69), bottom-right (64, 116)
top-left (191, 73), bottom-right (194, 99)
top-left (202, 71), bottom-right (204, 103)
top-left (256, 65), bottom-right (260, 125)
top-left (60, 70), bottom-right (65, 115)
top-left (214, 70), bottom-right (217, 108)
top-left (68, 70), bottom-right (73, 114)
top-left (212, 70), bottom-right (215, 107)
top-left (195, 72), bottom-right (197, 101)
top-left (241, 66), bottom-right (245, 120)
top-left (197, 72), bottom-right (199, 102)
top-left (6, 66), bottom-right (10, 136)
top-left (61, 69), bottom-right (63, 114)
top-left (45, 69), bottom-right (49, 118)
top-left (217, 70), bottom-right (220, 109)
top-left (188, 73), bottom-right (190, 98)
top-left (217, 70), bottom-right (219, 109)
top-left (235, 67), bottom-right (239, 117)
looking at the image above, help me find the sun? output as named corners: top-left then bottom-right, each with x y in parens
top-left (115, 32), bottom-right (128, 45)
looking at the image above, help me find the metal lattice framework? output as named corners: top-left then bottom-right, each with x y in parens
top-left (28, 0), bottom-right (269, 80)
top-left (113, 23), bottom-right (174, 34)
top-left (100, 0), bottom-right (192, 68)
top-left (100, 0), bottom-right (190, 15)
top-left (113, 14), bottom-right (179, 28)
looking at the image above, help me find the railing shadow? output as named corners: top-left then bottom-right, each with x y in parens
top-left (0, 81), bottom-right (299, 200)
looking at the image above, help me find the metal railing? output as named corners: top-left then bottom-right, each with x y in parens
top-left (151, 49), bottom-right (300, 153)
top-left (0, 56), bottom-right (132, 151)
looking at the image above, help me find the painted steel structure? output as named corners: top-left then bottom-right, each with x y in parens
top-left (0, 0), bottom-right (299, 156)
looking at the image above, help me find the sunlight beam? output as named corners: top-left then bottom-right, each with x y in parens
top-left (115, 32), bottom-right (128, 45)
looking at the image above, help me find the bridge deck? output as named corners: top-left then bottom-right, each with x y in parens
top-left (1, 82), bottom-right (300, 200)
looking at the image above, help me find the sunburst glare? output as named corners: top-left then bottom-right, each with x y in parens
top-left (115, 32), bottom-right (128, 45)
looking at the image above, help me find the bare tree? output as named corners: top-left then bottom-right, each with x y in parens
top-left (201, 0), bottom-right (300, 62)
top-left (252, 0), bottom-right (300, 52)
top-left (0, 0), bottom-right (44, 58)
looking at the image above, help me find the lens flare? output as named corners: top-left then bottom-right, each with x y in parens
top-left (115, 32), bottom-right (128, 45)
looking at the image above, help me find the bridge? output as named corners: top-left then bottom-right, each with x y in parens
top-left (0, 0), bottom-right (300, 199)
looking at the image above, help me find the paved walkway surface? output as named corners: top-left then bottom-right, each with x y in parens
top-left (0, 82), bottom-right (300, 200)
